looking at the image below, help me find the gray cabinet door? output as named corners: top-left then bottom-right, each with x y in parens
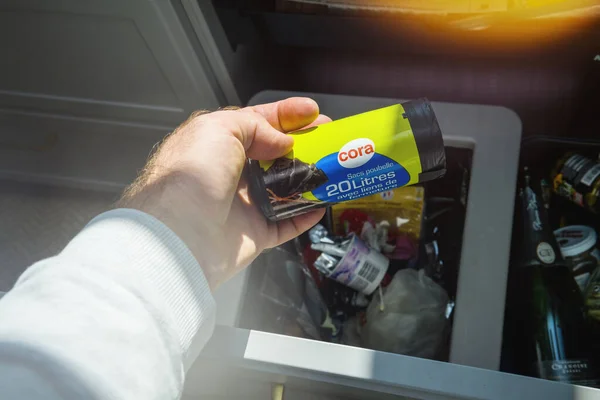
top-left (0, 0), bottom-right (225, 126)
top-left (0, 0), bottom-right (236, 189)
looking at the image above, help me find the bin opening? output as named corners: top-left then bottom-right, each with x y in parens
top-left (238, 146), bottom-right (472, 363)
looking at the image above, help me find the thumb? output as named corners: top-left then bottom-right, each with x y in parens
top-left (215, 109), bottom-right (294, 160)
top-left (246, 115), bottom-right (295, 160)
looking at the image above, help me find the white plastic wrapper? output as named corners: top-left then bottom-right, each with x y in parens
top-left (361, 268), bottom-right (449, 359)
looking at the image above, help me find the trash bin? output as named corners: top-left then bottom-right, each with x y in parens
top-left (214, 90), bottom-right (521, 369)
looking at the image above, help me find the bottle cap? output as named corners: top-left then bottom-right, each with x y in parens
top-left (554, 225), bottom-right (597, 257)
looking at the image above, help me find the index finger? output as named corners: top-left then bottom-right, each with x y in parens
top-left (249, 97), bottom-right (320, 132)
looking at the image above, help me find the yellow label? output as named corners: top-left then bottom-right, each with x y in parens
top-left (258, 104), bottom-right (424, 204)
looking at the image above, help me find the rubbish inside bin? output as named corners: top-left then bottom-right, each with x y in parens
top-left (554, 225), bottom-right (600, 292)
top-left (332, 186), bottom-right (425, 241)
top-left (308, 225), bottom-right (389, 295)
top-left (586, 267), bottom-right (600, 323)
top-left (240, 147), bottom-right (472, 362)
top-left (503, 141), bottom-right (600, 387)
top-left (304, 193), bottom-right (452, 358)
top-left (247, 99), bottom-right (446, 221)
top-left (358, 269), bottom-right (449, 359)
top-left (258, 247), bottom-right (340, 341)
top-left (552, 152), bottom-right (600, 214)
top-left (509, 168), bottom-right (600, 385)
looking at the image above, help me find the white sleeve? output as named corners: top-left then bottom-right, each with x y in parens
top-left (0, 209), bottom-right (216, 400)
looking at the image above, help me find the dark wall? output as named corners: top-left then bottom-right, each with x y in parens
top-left (216, 4), bottom-right (600, 138)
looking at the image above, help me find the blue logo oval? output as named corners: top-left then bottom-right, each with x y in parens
top-left (312, 153), bottom-right (410, 202)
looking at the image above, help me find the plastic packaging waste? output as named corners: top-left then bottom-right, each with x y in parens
top-left (361, 268), bottom-right (449, 358)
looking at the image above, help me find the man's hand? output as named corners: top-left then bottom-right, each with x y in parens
top-left (119, 97), bottom-right (331, 290)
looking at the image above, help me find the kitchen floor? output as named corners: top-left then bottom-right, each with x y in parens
top-left (0, 180), bottom-right (118, 292)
